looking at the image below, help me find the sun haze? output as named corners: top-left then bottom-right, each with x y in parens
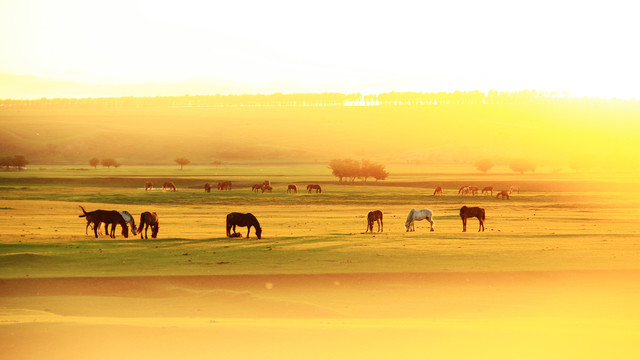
top-left (1, 0), bottom-right (639, 98)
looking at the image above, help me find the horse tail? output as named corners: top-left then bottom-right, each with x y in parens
top-left (137, 213), bottom-right (146, 234)
top-left (481, 209), bottom-right (486, 221)
top-left (78, 205), bottom-right (88, 217)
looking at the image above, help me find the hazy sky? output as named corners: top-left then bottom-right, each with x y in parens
top-left (1, 0), bottom-right (638, 98)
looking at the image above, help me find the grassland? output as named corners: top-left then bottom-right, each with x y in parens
top-left (2, 165), bottom-right (640, 359)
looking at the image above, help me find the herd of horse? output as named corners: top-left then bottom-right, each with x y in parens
top-left (79, 183), bottom-right (520, 238)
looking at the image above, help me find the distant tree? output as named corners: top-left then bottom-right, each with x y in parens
top-left (175, 157), bottom-right (190, 170)
top-left (89, 157), bottom-right (100, 168)
top-left (100, 158), bottom-right (118, 168)
top-left (1, 155), bottom-right (29, 170)
top-left (475, 159), bottom-right (494, 173)
top-left (211, 159), bottom-right (223, 167)
top-left (509, 158), bottom-right (536, 174)
top-left (370, 163), bottom-right (390, 181)
top-left (329, 158), bottom-right (360, 182)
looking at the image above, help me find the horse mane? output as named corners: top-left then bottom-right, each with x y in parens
top-left (405, 209), bottom-right (415, 223)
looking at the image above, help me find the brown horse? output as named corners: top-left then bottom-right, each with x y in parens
top-left (204, 183), bottom-right (212, 192)
top-left (287, 185), bottom-right (298, 194)
top-left (162, 182), bottom-right (176, 191)
top-left (496, 190), bottom-right (510, 200)
top-left (307, 184), bottom-right (322, 193)
top-left (482, 186), bottom-right (493, 195)
top-left (460, 206), bottom-right (485, 232)
top-left (261, 185), bottom-right (272, 193)
top-left (251, 184), bottom-right (263, 192)
top-left (226, 212), bottom-right (262, 239)
top-left (458, 186), bottom-right (469, 195)
top-left (145, 181), bottom-right (153, 192)
top-left (468, 186), bottom-right (479, 196)
top-left (78, 206), bottom-right (128, 239)
top-left (433, 186), bottom-right (443, 196)
top-left (137, 211), bottom-right (159, 239)
top-left (366, 210), bottom-right (383, 232)
top-left (218, 181), bottom-right (232, 190)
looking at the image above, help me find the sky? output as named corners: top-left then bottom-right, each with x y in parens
top-left (1, 0), bottom-right (638, 99)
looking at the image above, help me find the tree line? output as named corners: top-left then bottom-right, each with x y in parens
top-left (328, 159), bottom-right (389, 182)
top-left (0, 155), bottom-right (28, 170)
top-left (3, 91), bottom-right (637, 109)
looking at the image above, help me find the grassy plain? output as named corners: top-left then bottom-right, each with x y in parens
top-left (1, 165), bottom-right (640, 359)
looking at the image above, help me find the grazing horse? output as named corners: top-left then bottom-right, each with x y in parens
top-left (218, 181), bottom-right (232, 190)
top-left (433, 186), bottom-right (443, 196)
top-left (251, 184), bottom-right (263, 192)
top-left (366, 210), bottom-right (383, 232)
top-left (119, 211), bottom-right (137, 236)
top-left (287, 185), bottom-right (298, 194)
top-left (137, 211), bottom-right (159, 239)
top-left (307, 184), bottom-right (322, 193)
top-left (482, 186), bottom-right (493, 195)
top-left (145, 181), bottom-right (153, 192)
top-left (78, 206), bottom-right (128, 239)
top-left (405, 208), bottom-right (435, 232)
top-left (458, 186), bottom-right (470, 195)
top-left (162, 182), bottom-right (176, 191)
top-left (261, 185), bottom-right (272, 193)
top-left (510, 185), bottom-right (520, 194)
top-left (468, 186), bottom-right (479, 196)
top-left (496, 190), bottom-right (510, 200)
top-left (460, 206), bottom-right (485, 232)
top-left (204, 183), bottom-right (212, 192)
top-left (226, 212), bottom-right (262, 239)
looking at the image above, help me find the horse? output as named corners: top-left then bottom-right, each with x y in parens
top-left (287, 185), bottom-right (298, 194)
top-left (261, 184), bottom-right (272, 193)
top-left (509, 185), bottom-right (520, 194)
top-left (162, 182), bottom-right (176, 191)
top-left (458, 186), bottom-right (470, 195)
top-left (78, 206), bottom-right (128, 239)
top-left (366, 210), bottom-right (383, 232)
top-left (226, 212), bottom-right (262, 239)
top-left (405, 208), bottom-right (435, 232)
top-left (218, 181), bottom-right (232, 190)
top-left (204, 183), bottom-right (212, 192)
top-left (145, 181), bottom-right (153, 192)
top-left (482, 186), bottom-right (493, 195)
top-left (137, 211), bottom-right (159, 239)
top-left (460, 206), bottom-right (485, 232)
top-left (251, 184), bottom-right (263, 192)
top-left (433, 186), bottom-right (443, 196)
top-left (119, 211), bottom-right (137, 236)
top-left (468, 186), bottom-right (479, 196)
top-left (307, 184), bottom-right (322, 193)
top-left (496, 190), bottom-right (510, 200)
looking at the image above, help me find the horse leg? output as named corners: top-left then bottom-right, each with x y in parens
top-left (462, 216), bottom-right (467, 232)
top-left (247, 226), bottom-right (251, 238)
top-left (478, 219), bottom-right (484, 232)
top-left (93, 221), bottom-right (100, 238)
top-left (429, 218), bottom-right (434, 232)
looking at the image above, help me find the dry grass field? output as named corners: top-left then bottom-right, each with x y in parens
top-left (2, 165), bottom-right (640, 359)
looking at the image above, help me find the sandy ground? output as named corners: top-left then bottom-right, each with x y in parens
top-left (2, 271), bottom-right (640, 360)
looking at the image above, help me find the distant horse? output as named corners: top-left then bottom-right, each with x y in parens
top-left (145, 181), bottom-right (153, 192)
top-left (261, 185), bottom-right (272, 193)
top-left (162, 182), bottom-right (176, 191)
top-left (137, 211), bottom-right (159, 239)
top-left (482, 186), bottom-right (494, 195)
top-left (496, 190), bottom-right (510, 200)
top-left (405, 208), bottom-right (435, 232)
top-left (433, 186), bottom-right (443, 196)
top-left (78, 206), bottom-right (128, 239)
top-left (204, 183), bottom-right (212, 192)
top-left (468, 186), bottom-right (479, 196)
top-left (218, 181), bottom-right (232, 190)
top-left (307, 184), bottom-right (322, 193)
top-left (366, 210), bottom-right (383, 232)
top-left (226, 212), bottom-right (262, 239)
top-left (251, 184), bottom-right (263, 192)
top-left (460, 206), bottom-right (485, 232)
top-left (509, 185), bottom-right (520, 194)
top-left (287, 185), bottom-right (298, 194)
top-left (119, 211), bottom-right (137, 236)
top-left (458, 186), bottom-right (470, 195)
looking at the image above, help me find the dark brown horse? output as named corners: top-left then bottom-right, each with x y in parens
top-left (366, 210), bottom-right (383, 232)
top-left (137, 211), bottom-right (159, 239)
top-left (468, 186), bottom-right (479, 196)
top-left (460, 206), bottom-right (485, 232)
top-left (145, 181), bottom-right (153, 191)
top-left (204, 183), bottom-right (212, 192)
top-left (482, 186), bottom-right (493, 195)
top-left (78, 206), bottom-right (128, 238)
top-left (162, 182), bottom-right (176, 191)
top-left (287, 185), bottom-right (298, 193)
top-left (496, 190), bottom-right (510, 200)
top-left (433, 186), bottom-right (443, 196)
top-left (218, 181), bottom-right (232, 190)
top-left (307, 184), bottom-right (322, 193)
top-left (226, 212), bottom-right (262, 239)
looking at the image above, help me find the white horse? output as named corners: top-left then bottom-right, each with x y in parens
top-left (405, 208), bottom-right (435, 232)
top-left (119, 211), bottom-right (137, 236)
top-left (509, 185), bottom-right (520, 194)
